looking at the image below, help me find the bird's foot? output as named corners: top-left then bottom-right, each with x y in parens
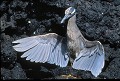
top-left (70, 57), bottom-right (74, 66)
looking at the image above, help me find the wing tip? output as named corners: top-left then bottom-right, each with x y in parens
top-left (12, 47), bottom-right (25, 52)
top-left (91, 70), bottom-right (102, 77)
top-left (12, 40), bottom-right (20, 43)
top-left (12, 41), bottom-right (17, 43)
top-left (21, 55), bottom-right (26, 58)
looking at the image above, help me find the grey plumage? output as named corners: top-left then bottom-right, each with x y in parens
top-left (12, 7), bottom-right (105, 77)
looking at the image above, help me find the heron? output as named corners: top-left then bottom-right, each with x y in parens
top-left (12, 7), bottom-right (105, 77)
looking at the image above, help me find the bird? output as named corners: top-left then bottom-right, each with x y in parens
top-left (12, 7), bottom-right (105, 77)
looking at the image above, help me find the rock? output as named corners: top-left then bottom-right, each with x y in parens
top-left (100, 58), bottom-right (120, 79)
top-left (0, 14), bottom-right (16, 31)
top-left (11, 63), bottom-right (27, 79)
top-left (1, 63), bottom-right (27, 80)
top-left (1, 68), bottom-right (12, 80)
top-left (1, 33), bottom-right (17, 69)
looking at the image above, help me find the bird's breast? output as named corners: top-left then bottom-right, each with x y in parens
top-left (67, 35), bottom-right (81, 54)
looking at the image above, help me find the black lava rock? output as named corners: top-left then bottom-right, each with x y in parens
top-left (1, 63), bottom-right (27, 80)
top-left (1, 0), bottom-right (120, 79)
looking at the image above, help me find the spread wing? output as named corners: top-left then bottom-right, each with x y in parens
top-left (72, 41), bottom-right (105, 77)
top-left (12, 33), bottom-right (69, 67)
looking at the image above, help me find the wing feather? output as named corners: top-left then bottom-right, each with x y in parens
top-left (47, 45), bottom-right (55, 64)
top-left (12, 37), bottom-right (35, 43)
top-left (26, 44), bottom-right (40, 60)
top-left (41, 44), bottom-right (49, 63)
top-left (52, 46), bottom-right (57, 64)
top-left (21, 43), bottom-right (38, 58)
top-left (57, 49), bottom-right (61, 65)
top-left (72, 42), bottom-right (104, 77)
top-left (47, 45), bottom-right (53, 63)
top-left (30, 44), bottom-right (43, 62)
top-left (59, 49), bottom-right (62, 67)
top-left (38, 44), bottom-right (46, 62)
top-left (56, 47), bottom-right (60, 65)
top-left (13, 40), bottom-right (39, 52)
top-left (12, 33), bottom-right (69, 67)
top-left (42, 44), bottom-right (51, 62)
top-left (34, 44), bottom-right (44, 63)
top-left (29, 44), bottom-right (40, 61)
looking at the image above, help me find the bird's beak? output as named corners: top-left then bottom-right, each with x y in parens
top-left (61, 14), bottom-right (69, 24)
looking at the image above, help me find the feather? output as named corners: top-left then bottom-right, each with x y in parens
top-left (41, 44), bottom-right (49, 63)
top-left (12, 33), bottom-right (69, 67)
top-left (47, 44), bottom-right (53, 63)
top-left (38, 44), bottom-right (46, 62)
top-left (58, 49), bottom-right (61, 67)
top-left (59, 49), bottom-right (63, 67)
top-left (43, 44), bottom-right (51, 62)
top-left (12, 37), bottom-right (34, 43)
top-left (21, 43), bottom-right (38, 58)
top-left (26, 44), bottom-right (40, 60)
top-left (53, 46), bottom-right (57, 64)
top-left (13, 40), bottom-right (39, 52)
top-left (33, 44), bottom-right (45, 62)
top-left (56, 47), bottom-right (60, 65)
top-left (72, 43), bottom-right (104, 77)
top-left (30, 44), bottom-right (42, 62)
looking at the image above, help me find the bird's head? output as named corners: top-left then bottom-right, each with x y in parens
top-left (61, 7), bottom-right (76, 24)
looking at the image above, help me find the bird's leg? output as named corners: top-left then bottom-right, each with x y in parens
top-left (65, 50), bottom-right (74, 66)
top-left (69, 57), bottom-right (74, 65)
top-left (68, 50), bottom-right (76, 66)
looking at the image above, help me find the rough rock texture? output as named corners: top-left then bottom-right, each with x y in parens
top-left (100, 58), bottom-right (120, 79)
top-left (1, 0), bottom-right (120, 79)
top-left (1, 63), bottom-right (27, 80)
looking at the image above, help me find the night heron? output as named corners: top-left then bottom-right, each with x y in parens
top-left (12, 7), bottom-right (105, 77)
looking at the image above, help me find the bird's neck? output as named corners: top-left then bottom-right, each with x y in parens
top-left (67, 14), bottom-right (87, 53)
top-left (67, 14), bottom-right (77, 28)
top-left (67, 14), bottom-right (98, 53)
top-left (67, 14), bottom-right (85, 40)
